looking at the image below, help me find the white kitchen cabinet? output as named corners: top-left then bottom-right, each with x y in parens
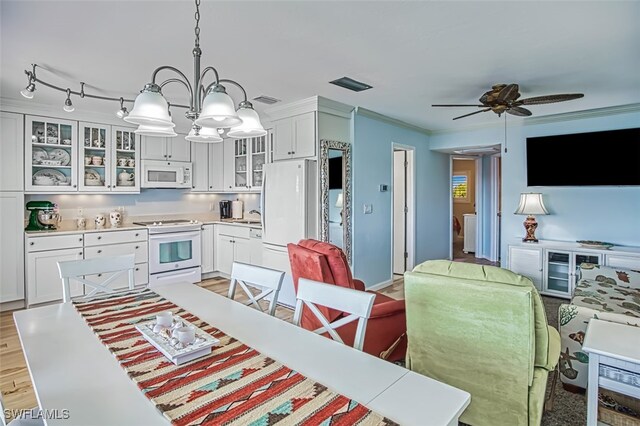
top-left (508, 245), bottom-right (543, 291)
top-left (215, 225), bottom-right (253, 275)
top-left (0, 112), bottom-right (24, 191)
top-left (141, 136), bottom-right (190, 162)
top-left (201, 224), bottom-right (215, 274)
top-left (249, 228), bottom-right (263, 266)
top-left (272, 112), bottom-right (316, 161)
top-left (605, 254), bottom-right (640, 270)
top-left (27, 247), bottom-right (84, 305)
top-left (85, 263), bottom-right (148, 291)
top-left (0, 193), bottom-right (24, 303)
top-left (25, 115), bottom-right (78, 192)
top-left (110, 126), bottom-right (140, 192)
top-left (190, 142), bottom-right (224, 192)
top-left (222, 136), bottom-right (268, 191)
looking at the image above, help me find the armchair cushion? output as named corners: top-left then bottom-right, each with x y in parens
top-left (545, 325), bottom-right (561, 372)
top-left (299, 239), bottom-right (356, 290)
top-left (578, 263), bottom-right (640, 289)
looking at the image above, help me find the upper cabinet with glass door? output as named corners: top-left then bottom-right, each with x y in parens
top-left (223, 135), bottom-right (268, 192)
top-left (111, 127), bottom-right (139, 192)
top-left (79, 122), bottom-right (110, 192)
top-left (25, 116), bottom-right (78, 192)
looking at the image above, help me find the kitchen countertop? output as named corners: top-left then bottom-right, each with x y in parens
top-left (24, 214), bottom-right (261, 236)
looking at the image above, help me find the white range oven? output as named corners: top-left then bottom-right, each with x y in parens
top-left (141, 160), bottom-right (192, 188)
top-left (133, 220), bottom-right (202, 286)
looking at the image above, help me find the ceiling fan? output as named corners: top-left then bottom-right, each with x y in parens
top-left (432, 84), bottom-right (584, 120)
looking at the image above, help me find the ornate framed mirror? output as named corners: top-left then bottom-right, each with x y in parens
top-left (319, 139), bottom-right (352, 263)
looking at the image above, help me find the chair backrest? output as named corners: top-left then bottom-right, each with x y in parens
top-left (57, 254), bottom-right (136, 303)
top-left (293, 278), bottom-right (375, 351)
top-left (404, 260), bottom-right (546, 426)
top-left (228, 262), bottom-right (285, 316)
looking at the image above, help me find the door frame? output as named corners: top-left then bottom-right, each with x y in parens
top-left (489, 154), bottom-right (501, 262)
top-left (450, 155), bottom-right (481, 258)
top-left (391, 143), bottom-right (415, 275)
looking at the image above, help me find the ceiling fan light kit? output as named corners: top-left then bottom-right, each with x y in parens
top-left (18, 0), bottom-right (266, 143)
top-left (433, 83), bottom-right (584, 121)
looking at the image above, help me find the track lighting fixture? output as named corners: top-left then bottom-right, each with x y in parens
top-left (116, 97), bottom-right (129, 118)
top-left (63, 89), bottom-right (74, 112)
top-left (21, 0), bottom-right (266, 143)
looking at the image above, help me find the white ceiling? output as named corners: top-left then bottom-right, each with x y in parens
top-left (2, 1), bottom-right (639, 132)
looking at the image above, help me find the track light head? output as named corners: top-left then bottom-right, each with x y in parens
top-left (20, 82), bottom-right (36, 99)
top-left (116, 97), bottom-right (129, 118)
top-left (63, 89), bottom-right (74, 112)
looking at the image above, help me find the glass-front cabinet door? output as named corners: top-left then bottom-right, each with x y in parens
top-left (25, 116), bottom-right (78, 192)
top-left (251, 135), bottom-right (266, 188)
top-left (234, 139), bottom-right (248, 189)
top-left (111, 126), bottom-right (139, 192)
top-left (544, 250), bottom-right (571, 296)
top-left (79, 122), bottom-right (110, 192)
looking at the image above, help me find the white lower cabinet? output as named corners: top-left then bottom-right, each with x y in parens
top-left (27, 246), bottom-right (84, 305)
top-left (508, 241), bottom-right (638, 299)
top-left (201, 224), bottom-right (215, 274)
top-left (215, 225), bottom-right (254, 276)
top-left (0, 193), bottom-right (25, 303)
top-left (26, 229), bottom-right (149, 305)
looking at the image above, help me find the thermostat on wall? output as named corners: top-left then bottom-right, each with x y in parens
top-left (379, 184), bottom-right (388, 192)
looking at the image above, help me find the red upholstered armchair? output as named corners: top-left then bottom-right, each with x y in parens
top-left (287, 239), bottom-right (407, 362)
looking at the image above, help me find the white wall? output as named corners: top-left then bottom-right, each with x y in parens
top-left (25, 191), bottom-right (260, 222)
top-left (430, 108), bottom-right (640, 262)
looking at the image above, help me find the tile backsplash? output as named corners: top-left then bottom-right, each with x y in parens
top-left (26, 190), bottom-right (260, 222)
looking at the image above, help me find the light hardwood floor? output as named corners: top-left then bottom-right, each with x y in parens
top-left (0, 275), bottom-right (404, 419)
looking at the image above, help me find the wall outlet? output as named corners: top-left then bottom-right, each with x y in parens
top-left (363, 204), bottom-right (373, 214)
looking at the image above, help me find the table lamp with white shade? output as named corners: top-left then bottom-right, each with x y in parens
top-left (336, 192), bottom-right (344, 226)
top-left (514, 193), bottom-right (549, 242)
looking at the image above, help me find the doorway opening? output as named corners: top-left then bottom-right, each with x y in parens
top-left (451, 157), bottom-right (477, 261)
top-left (392, 145), bottom-right (415, 277)
top-left (448, 145), bottom-right (501, 266)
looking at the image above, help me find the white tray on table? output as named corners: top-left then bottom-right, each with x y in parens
top-left (135, 315), bottom-right (219, 365)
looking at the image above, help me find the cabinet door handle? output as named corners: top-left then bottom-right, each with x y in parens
top-left (97, 249), bottom-right (102, 253)
top-left (73, 184), bottom-right (77, 188)
top-left (97, 273), bottom-right (102, 277)
top-left (30, 242), bottom-right (34, 246)
top-left (292, 151), bottom-right (295, 154)
top-left (135, 246), bottom-right (139, 249)
top-left (97, 236), bottom-right (102, 240)
top-left (79, 238), bottom-right (83, 242)
top-left (168, 155), bottom-right (172, 158)
top-left (135, 267), bottom-right (140, 271)
top-left (79, 252), bottom-right (83, 255)
top-left (135, 233), bottom-right (139, 237)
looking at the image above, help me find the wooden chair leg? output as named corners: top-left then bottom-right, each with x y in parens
top-left (544, 365), bottom-right (559, 412)
top-left (380, 333), bottom-right (406, 361)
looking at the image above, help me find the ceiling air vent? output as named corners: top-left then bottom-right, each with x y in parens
top-left (329, 77), bottom-right (372, 92)
top-left (252, 95), bottom-right (280, 105)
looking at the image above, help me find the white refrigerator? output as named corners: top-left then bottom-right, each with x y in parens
top-left (261, 159), bottom-right (318, 307)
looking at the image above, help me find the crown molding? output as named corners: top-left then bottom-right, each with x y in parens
top-left (355, 107), bottom-right (432, 136)
top-left (264, 96), bottom-right (354, 121)
top-left (430, 103), bottom-right (640, 136)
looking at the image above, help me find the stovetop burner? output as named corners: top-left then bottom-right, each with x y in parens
top-left (132, 219), bottom-right (201, 234)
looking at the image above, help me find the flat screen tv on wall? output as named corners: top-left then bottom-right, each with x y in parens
top-left (526, 128), bottom-right (640, 186)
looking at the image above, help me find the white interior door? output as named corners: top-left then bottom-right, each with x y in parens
top-left (393, 151), bottom-right (406, 274)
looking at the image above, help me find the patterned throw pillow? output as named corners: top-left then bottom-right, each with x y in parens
top-left (578, 263), bottom-right (640, 289)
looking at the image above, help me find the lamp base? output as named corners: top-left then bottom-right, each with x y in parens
top-left (522, 215), bottom-right (539, 243)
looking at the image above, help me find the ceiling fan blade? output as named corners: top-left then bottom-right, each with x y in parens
top-left (506, 106), bottom-right (532, 117)
top-left (497, 84), bottom-right (520, 102)
top-left (431, 104), bottom-right (486, 107)
top-left (517, 93), bottom-right (584, 105)
top-left (452, 108), bottom-right (492, 120)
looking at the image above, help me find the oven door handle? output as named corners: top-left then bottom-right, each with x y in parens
top-left (149, 230), bottom-right (202, 241)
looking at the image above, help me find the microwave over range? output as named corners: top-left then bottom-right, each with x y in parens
top-left (141, 160), bottom-right (192, 188)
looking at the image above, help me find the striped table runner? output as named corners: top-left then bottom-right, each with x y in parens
top-left (73, 289), bottom-right (396, 426)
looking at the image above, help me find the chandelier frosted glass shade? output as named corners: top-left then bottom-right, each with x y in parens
top-left (134, 124), bottom-right (177, 137)
top-left (124, 84), bottom-right (175, 128)
top-left (227, 102), bottom-right (267, 138)
top-left (195, 84), bottom-right (242, 128)
top-left (186, 125), bottom-right (223, 143)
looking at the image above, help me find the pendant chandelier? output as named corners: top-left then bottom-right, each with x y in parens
top-left (19, 0), bottom-right (266, 143)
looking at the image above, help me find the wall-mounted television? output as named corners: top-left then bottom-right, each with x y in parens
top-left (526, 128), bottom-right (640, 186)
top-left (329, 156), bottom-right (343, 189)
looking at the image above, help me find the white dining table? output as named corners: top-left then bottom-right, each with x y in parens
top-left (14, 282), bottom-right (470, 425)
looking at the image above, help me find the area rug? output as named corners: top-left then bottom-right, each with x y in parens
top-left (74, 289), bottom-right (396, 426)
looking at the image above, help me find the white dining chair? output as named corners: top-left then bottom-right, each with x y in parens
top-left (0, 393), bottom-right (43, 426)
top-left (293, 278), bottom-right (375, 351)
top-left (57, 254), bottom-right (136, 303)
top-left (228, 262), bottom-right (285, 316)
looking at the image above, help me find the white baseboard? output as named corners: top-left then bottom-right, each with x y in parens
top-left (367, 279), bottom-right (394, 292)
top-left (0, 300), bottom-right (25, 312)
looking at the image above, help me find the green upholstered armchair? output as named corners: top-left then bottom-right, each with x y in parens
top-left (404, 260), bottom-right (560, 426)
